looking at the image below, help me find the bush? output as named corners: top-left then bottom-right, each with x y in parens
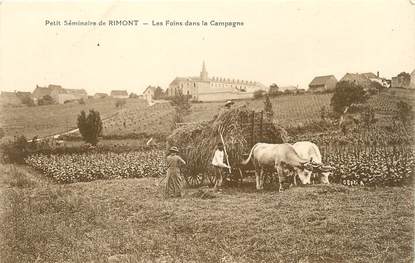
top-left (38, 95), bottom-right (55, 105)
top-left (77, 110), bottom-right (103, 146)
top-left (396, 100), bottom-right (413, 125)
top-left (20, 96), bottom-right (35, 107)
top-left (129, 93), bottom-right (139, 98)
top-left (1, 135), bottom-right (29, 163)
top-left (253, 90), bottom-right (265, 99)
top-left (331, 81), bottom-right (368, 113)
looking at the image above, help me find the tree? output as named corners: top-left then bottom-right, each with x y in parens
top-left (129, 93), bottom-right (139, 98)
top-left (396, 100), bottom-right (413, 126)
top-left (20, 95), bottom-right (35, 106)
top-left (38, 95), bottom-right (55, 105)
top-left (77, 110), bottom-right (103, 145)
top-left (169, 90), bottom-right (191, 114)
top-left (268, 83), bottom-right (279, 97)
top-left (115, 99), bottom-right (126, 108)
top-left (397, 72), bottom-right (411, 87)
top-left (263, 94), bottom-right (274, 120)
top-left (253, 90), bottom-right (265, 99)
top-left (154, 86), bottom-right (164, 99)
top-left (169, 90), bottom-right (191, 130)
top-left (330, 81), bottom-right (368, 113)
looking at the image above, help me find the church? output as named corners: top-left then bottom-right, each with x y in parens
top-left (166, 62), bottom-right (267, 102)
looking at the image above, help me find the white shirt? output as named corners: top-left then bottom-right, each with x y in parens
top-left (212, 149), bottom-right (229, 168)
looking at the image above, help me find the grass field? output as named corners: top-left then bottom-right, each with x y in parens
top-left (0, 98), bottom-right (147, 139)
top-left (1, 164), bottom-right (413, 262)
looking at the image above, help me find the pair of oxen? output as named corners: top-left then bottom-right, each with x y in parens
top-left (241, 141), bottom-right (334, 191)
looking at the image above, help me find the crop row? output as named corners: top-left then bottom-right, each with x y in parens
top-left (26, 150), bottom-right (167, 184)
top-left (322, 146), bottom-right (414, 186)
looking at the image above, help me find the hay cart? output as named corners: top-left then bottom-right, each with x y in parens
top-left (175, 109), bottom-right (286, 188)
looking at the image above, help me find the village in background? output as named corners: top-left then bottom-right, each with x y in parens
top-left (1, 62), bottom-right (414, 107)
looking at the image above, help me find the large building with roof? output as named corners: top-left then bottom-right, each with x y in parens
top-left (32, 84), bottom-right (88, 104)
top-left (308, 75), bottom-right (337, 93)
top-left (166, 62), bottom-right (267, 101)
top-left (110, 90), bottom-right (129, 99)
top-left (339, 72), bottom-right (389, 90)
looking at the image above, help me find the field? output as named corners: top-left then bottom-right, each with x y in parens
top-left (0, 98), bottom-right (148, 139)
top-left (102, 101), bottom-right (175, 136)
top-left (186, 93), bottom-right (333, 127)
top-left (1, 91), bottom-right (412, 142)
top-left (0, 164), bottom-right (413, 262)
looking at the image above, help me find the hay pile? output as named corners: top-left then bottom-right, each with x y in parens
top-left (167, 105), bottom-right (287, 176)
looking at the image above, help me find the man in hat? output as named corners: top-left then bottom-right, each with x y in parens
top-left (211, 142), bottom-right (231, 192)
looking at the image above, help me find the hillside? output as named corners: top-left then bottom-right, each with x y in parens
top-left (186, 93), bottom-right (332, 127)
top-left (0, 98), bottom-right (147, 139)
top-left (102, 101), bottom-right (175, 136)
top-left (1, 91), bottom-right (412, 141)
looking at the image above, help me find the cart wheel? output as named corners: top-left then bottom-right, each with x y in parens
top-left (230, 168), bottom-right (244, 184)
top-left (185, 172), bottom-right (204, 188)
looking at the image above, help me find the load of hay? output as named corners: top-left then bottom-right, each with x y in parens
top-left (167, 105), bottom-right (287, 181)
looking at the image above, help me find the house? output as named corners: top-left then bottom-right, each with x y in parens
top-left (391, 71), bottom-right (414, 89)
top-left (143, 86), bottom-right (156, 103)
top-left (110, 90), bottom-right (129, 98)
top-left (279, 85), bottom-right (298, 93)
top-left (94, 93), bottom-right (108, 99)
top-left (340, 72), bottom-right (380, 90)
top-left (308, 75), bottom-right (337, 93)
top-left (32, 85), bottom-right (52, 100)
top-left (65, 89), bottom-right (88, 100)
top-left (32, 84), bottom-right (88, 104)
top-left (0, 91), bottom-right (21, 105)
top-left (166, 62), bottom-right (267, 102)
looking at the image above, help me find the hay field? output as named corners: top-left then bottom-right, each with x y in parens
top-left (1, 164), bottom-right (413, 262)
top-left (0, 98), bottom-right (147, 139)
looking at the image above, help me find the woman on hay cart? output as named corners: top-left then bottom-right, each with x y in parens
top-left (164, 146), bottom-right (186, 198)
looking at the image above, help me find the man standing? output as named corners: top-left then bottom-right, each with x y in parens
top-left (211, 142), bottom-right (231, 192)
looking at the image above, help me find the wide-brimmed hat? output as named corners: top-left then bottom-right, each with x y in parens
top-left (169, 146), bottom-right (179, 152)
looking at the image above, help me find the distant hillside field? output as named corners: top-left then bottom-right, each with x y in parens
top-left (1, 91), bottom-right (413, 140)
top-left (102, 102), bottom-right (175, 136)
top-left (0, 98), bottom-right (147, 139)
top-left (186, 93), bottom-right (333, 127)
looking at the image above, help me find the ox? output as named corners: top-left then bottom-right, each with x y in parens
top-left (241, 143), bottom-right (313, 191)
top-left (292, 141), bottom-right (334, 184)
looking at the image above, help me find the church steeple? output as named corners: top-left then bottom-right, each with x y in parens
top-left (200, 61), bottom-right (208, 81)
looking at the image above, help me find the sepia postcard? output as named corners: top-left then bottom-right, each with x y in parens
top-left (0, 0), bottom-right (414, 262)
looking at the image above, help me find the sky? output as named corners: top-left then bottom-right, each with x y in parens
top-left (1, 0), bottom-right (414, 95)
